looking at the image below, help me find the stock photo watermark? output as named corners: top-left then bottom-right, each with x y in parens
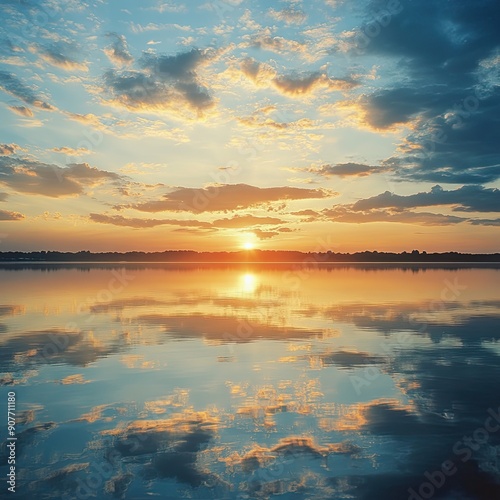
top-left (349, 276), bottom-right (467, 395)
top-left (6, 391), bottom-right (17, 494)
top-left (409, 406), bottom-right (500, 500)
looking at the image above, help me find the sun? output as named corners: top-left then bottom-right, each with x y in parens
top-left (243, 241), bottom-right (255, 250)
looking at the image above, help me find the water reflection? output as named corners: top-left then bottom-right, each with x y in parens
top-left (0, 265), bottom-right (499, 499)
top-left (240, 272), bottom-right (258, 294)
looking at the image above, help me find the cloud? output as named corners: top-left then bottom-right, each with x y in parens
top-left (0, 71), bottom-right (55, 111)
top-left (228, 436), bottom-right (359, 472)
top-left (292, 71), bottom-right (355, 94)
top-left (0, 209), bottom-right (24, 221)
top-left (147, 1), bottom-right (187, 13)
top-left (357, 87), bottom-right (443, 130)
top-left (139, 48), bottom-right (208, 81)
top-left (322, 205), bottom-right (467, 226)
top-left (307, 162), bottom-right (385, 178)
top-left (102, 48), bottom-right (218, 118)
top-left (291, 209), bottom-right (318, 217)
top-left (89, 213), bottom-right (212, 229)
top-left (361, 0), bottom-right (499, 82)
top-left (129, 22), bottom-right (192, 34)
top-left (0, 328), bottom-right (127, 369)
top-left (392, 95), bottom-right (500, 183)
top-left (51, 146), bottom-right (93, 156)
top-left (212, 214), bottom-right (285, 228)
top-left (469, 218), bottom-right (500, 226)
top-left (0, 158), bottom-right (122, 197)
top-left (137, 313), bottom-right (323, 342)
top-left (326, 0), bottom-right (344, 6)
top-left (343, 0), bottom-right (500, 183)
top-left (239, 57), bottom-right (277, 87)
top-left (59, 374), bottom-right (88, 385)
top-left (267, 8), bottom-right (307, 25)
top-left (130, 184), bottom-right (332, 213)
top-left (0, 36), bottom-right (22, 56)
top-left (252, 229), bottom-right (280, 240)
top-left (65, 112), bottom-right (108, 131)
top-left (0, 143), bottom-right (21, 156)
top-left (238, 57), bottom-right (358, 96)
top-left (104, 33), bottom-right (133, 66)
top-left (352, 185), bottom-right (500, 213)
top-left (313, 184), bottom-right (500, 226)
top-left (0, 192), bottom-right (8, 202)
top-left (102, 410), bottom-right (217, 488)
top-left (237, 115), bottom-right (321, 131)
top-left (8, 106), bottom-right (34, 117)
top-left (397, 163), bottom-right (500, 185)
top-left (31, 41), bottom-right (88, 72)
top-left (248, 30), bottom-right (307, 56)
top-left (318, 349), bottom-right (386, 369)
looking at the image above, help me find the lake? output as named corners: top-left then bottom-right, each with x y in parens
top-left (1, 264), bottom-right (500, 499)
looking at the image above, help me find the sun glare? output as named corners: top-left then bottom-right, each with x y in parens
top-left (243, 241), bottom-right (255, 250)
top-left (240, 273), bottom-right (257, 293)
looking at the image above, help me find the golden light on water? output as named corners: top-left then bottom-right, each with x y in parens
top-left (240, 272), bottom-right (258, 294)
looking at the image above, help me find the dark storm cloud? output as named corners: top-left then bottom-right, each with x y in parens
top-left (352, 0), bottom-right (500, 183)
top-left (359, 86), bottom-right (448, 129)
top-left (362, 0), bottom-right (499, 81)
top-left (393, 93), bottom-right (500, 183)
top-left (0, 70), bottom-right (55, 110)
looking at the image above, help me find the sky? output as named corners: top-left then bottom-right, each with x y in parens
top-left (0, 0), bottom-right (499, 253)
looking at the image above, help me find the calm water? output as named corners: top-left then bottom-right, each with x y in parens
top-left (1, 264), bottom-right (500, 500)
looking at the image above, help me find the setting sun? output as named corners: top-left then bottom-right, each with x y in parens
top-left (243, 241), bottom-right (255, 250)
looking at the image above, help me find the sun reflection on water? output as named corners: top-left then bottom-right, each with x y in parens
top-left (240, 272), bottom-right (258, 294)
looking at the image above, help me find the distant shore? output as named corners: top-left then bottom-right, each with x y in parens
top-left (1, 250), bottom-right (499, 263)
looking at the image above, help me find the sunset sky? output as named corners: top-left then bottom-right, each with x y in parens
top-left (0, 0), bottom-right (499, 252)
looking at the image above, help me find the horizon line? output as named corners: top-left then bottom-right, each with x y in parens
top-left (1, 249), bottom-right (500, 255)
